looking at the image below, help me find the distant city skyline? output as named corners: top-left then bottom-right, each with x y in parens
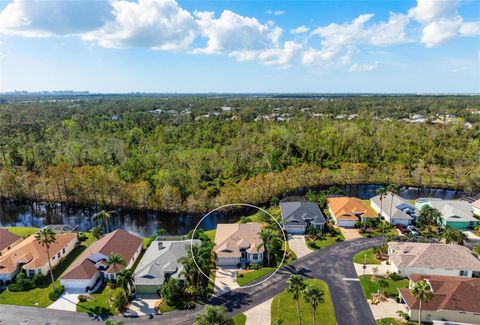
top-left (0, 0), bottom-right (479, 93)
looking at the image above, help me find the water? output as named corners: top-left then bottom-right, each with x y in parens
top-left (0, 184), bottom-right (468, 238)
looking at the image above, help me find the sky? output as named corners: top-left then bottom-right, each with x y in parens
top-left (0, 0), bottom-right (479, 93)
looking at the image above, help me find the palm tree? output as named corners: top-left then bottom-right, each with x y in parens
top-left (156, 228), bottom-right (167, 238)
top-left (116, 268), bottom-right (134, 294)
top-left (387, 184), bottom-right (400, 221)
top-left (287, 275), bottom-right (306, 325)
top-left (441, 227), bottom-right (470, 245)
top-left (376, 186), bottom-right (388, 245)
top-left (35, 228), bottom-right (58, 292)
top-left (258, 228), bottom-right (282, 266)
top-left (411, 280), bottom-right (433, 325)
top-left (194, 305), bottom-right (233, 325)
top-left (107, 253), bottom-right (126, 276)
top-left (91, 225), bottom-right (103, 239)
top-left (93, 210), bottom-right (117, 233)
top-left (419, 206), bottom-right (442, 227)
top-left (303, 284), bottom-right (324, 325)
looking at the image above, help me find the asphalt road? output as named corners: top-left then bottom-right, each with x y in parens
top-left (0, 237), bottom-right (380, 325)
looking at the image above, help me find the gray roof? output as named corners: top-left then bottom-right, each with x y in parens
top-left (280, 201), bottom-right (325, 226)
top-left (371, 194), bottom-right (418, 220)
top-left (419, 198), bottom-right (477, 223)
top-left (134, 240), bottom-right (201, 286)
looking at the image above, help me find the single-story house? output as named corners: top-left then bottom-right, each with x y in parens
top-left (416, 198), bottom-right (478, 230)
top-left (472, 199), bottom-right (480, 217)
top-left (134, 239), bottom-right (201, 294)
top-left (388, 241), bottom-right (480, 277)
top-left (60, 229), bottom-right (142, 292)
top-left (398, 274), bottom-right (480, 324)
top-left (0, 228), bottom-right (22, 257)
top-left (370, 194), bottom-right (419, 226)
top-left (327, 197), bottom-right (377, 228)
top-left (0, 232), bottom-right (77, 285)
top-left (279, 201), bottom-right (326, 234)
top-left (214, 223), bottom-right (264, 267)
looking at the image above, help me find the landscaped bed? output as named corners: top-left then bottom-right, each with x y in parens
top-left (271, 279), bottom-right (336, 325)
top-left (353, 248), bottom-right (381, 264)
top-left (359, 275), bottom-right (409, 299)
top-left (76, 284), bottom-right (123, 315)
top-left (306, 230), bottom-right (345, 249)
top-left (377, 318), bottom-right (416, 325)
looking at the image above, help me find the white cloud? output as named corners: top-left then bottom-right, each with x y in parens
top-left (367, 13), bottom-right (410, 45)
top-left (408, 0), bottom-right (462, 23)
top-left (290, 25), bottom-right (310, 34)
top-left (82, 0), bottom-right (197, 51)
top-left (459, 21), bottom-right (480, 36)
top-left (230, 40), bottom-right (302, 67)
top-left (348, 62), bottom-right (379, 72)
top-left (0, 0), bottom-right (113, 37)
top-left (265, 10), bottom-right (285, 16)
top-left (421, 17), bottom-right (463, 48)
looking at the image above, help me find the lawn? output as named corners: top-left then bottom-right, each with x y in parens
top-left (3, 226), bottom-right (39, 238)
top-left (377, 318), bottom-right (416, 325)
top-left (237, 267), bottom-right (276, 286)
top-left (0, 232), bottom-right (94, 308)
top-left (271, 279), bottom-right (336, 325)
top-left (76, 284), bottom-right (123, 315)
top-left (307, 230), bottom-right (345, 250)
top-left (359, 275), bottom-right (409, 299)
top-left (232, 313), bottom-right (246, 325)
top-left (353, 248), bottom-right (381, 264)
top-left (473, 244), bottom-right (480, 256)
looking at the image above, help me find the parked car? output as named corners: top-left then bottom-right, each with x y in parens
top-left (407, 225), bottom-right (420, 236)
top-left (122, 310), bottom-right (139, 318)
top-left (395, 224), bottom-right (406, 234)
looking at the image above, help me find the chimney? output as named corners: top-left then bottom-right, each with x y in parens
top-left (158, 241), bottom-right (164, 250)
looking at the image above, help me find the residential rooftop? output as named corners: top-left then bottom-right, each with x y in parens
top-left (280, 201), bottom-right (326, 226)
top-left (417, 198), bottom-right (478, 223)
top-left (0, 228), bottom-right (21, 252)
top-left (371, 194), bottom-right (418, 220)
top-left (214, 223), bottom-right (264, 259)
top-left (327, 197), bottom-right (376, 221)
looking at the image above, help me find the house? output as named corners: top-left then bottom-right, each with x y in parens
top-left (214, 223), bottom-right (264, 267)
top-left (134, 239), bottom-right (201, 294)
top-left (473, 199), bottom-right (480, 217)
top-left (388, 242), bottom-right (480, 277)
top-left (327, 197), bottom-right (377, 228)
top-left (60, 229), bottom-right (142, 291)
top-left (0, 232), bottom-right (77, 285)
top-left (280, 201), bottom-right (326, 234)
top-left (0, 228), bottom-right (22, 257)
top-left (370, 194), bottom-right (418, 226)
top-left (416, 198), bottom-right (478, 230)
top-left (398, 274), bottom-right (480, 324)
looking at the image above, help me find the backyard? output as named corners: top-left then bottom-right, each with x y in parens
top-left (4, 226), bottom-right (39, 238)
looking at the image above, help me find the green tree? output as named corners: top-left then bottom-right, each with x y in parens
top-left (159, 278), bottom-right (183, 306)
top-left (411, 280), bottom-right (433, 325)
top-left (194, 305), bottom-right (233, 325)
top-left (387, 184), bottom-right (400, 221)
top-left (287, 275), bottom-right (306, 325)
top-left (441, 227), bottom-right (470, 245)
top-left (258, 228), bottom-right (282, 266)
top-left (116, 268), bottom-right (134, 294)
top-left (93, 210), bottom-right (117, 233)
top-left (376, 186), bottom-right (388, 245)
top-left (34, 228), bottom-right (58, 292)
top-left (303, 284), bottom-right (325, 325)
top-left (112, 289), bottom-right (128, 312)
top-left (91, 225), bottom-right (103, 239)
top-left (419, 206), bottom-right (442, 226)
top-left (107, 253), bottom-right (126, 275)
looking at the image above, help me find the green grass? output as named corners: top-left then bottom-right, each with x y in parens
top-left (473, 244), bottom-right (480, 256)
top-left (3, 227), bottom-right (39, 238)
top-left (307, 230), bottom-right (345, 250)
top-left (157, 300), bottom-right (176, 313)
top-left (237, 267), bottom-right (276, 286)
top-left (0, 232), bottom-right (94, 308)
top-left (377, 318), bottom-right (416, 325)
top-left (76, 285), bottom-right (123, 315)
top-left (359, 275), bottom-right (409, 299)
top-left (353, 248), bottom-right (381, 264)
top-left (232, 313), bottom-right (247, 325)
top-left (271, 279), bottom-right (336, 325)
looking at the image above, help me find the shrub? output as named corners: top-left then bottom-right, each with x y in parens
top-left (7, 284), bottom-right (22, 292)
top-left (308, 241), bottom-right (319, 249)
top-left (48, 285), bottom-right (64, 301)
top-left (388, 272), bottom-right (405, 281)
top-left (77, 232), bottom-right (88, 242)
top-left (32, 273), bottom-right (45, 286)
top-left (78, 294), bottom-right (87, 302)
top-left (113, 289), bottom-right (128, 312)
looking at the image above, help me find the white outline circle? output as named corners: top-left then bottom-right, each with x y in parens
top-left (190, 203), bottom-right (287, 290)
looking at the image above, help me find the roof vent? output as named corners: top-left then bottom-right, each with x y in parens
top-left (158, 241), bottom-right (164, 250)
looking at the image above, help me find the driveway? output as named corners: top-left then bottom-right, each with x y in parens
top-left (337, 227), bottom-right (363, 240)
top-left (369, 298), bottom-right (407, 320)
top-left (244, 298), bottom-right (272, 325)
top-left (47, 292), bottom-right (81, 312)
top-left (287, 234), bottom-right (312, 258)
top-left (214, 268), bottom-right (240, 295)
top-left (128, 294), bottom-right (158, 316)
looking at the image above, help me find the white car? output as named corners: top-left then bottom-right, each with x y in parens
top-left (407, 226), bottom-right (420, 236)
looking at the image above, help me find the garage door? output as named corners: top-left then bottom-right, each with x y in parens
top-left (135, 285), bottom-right (159, 294)
top-left (392, 219), bottom-right (410, 226)
top-left (337, 220), bottom-right (356, 228)
top-left (217, 258), bottom-right (238, 267)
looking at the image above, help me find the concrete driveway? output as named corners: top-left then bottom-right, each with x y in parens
top-left (287, 234), bottom-right (312, 258)
top-left (47, 292), bottom-right (81, 312)
top-left (128, 294), bottom-right (158, 316)
top-left (244, 298), bottom-right (273, 325)
top-left (337, 227), bottom-right (363, 240)
top-left (214, 268), bottom-right (240, 295)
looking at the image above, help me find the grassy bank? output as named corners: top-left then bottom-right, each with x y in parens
top-left (353, 248), bottom-right (381, 264)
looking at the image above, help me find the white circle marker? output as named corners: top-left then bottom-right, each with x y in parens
top-left (190, 203), bottom-right (287, 290)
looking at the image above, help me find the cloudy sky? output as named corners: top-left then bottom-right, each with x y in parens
top-left (0, 0), bottom-right (479, 93)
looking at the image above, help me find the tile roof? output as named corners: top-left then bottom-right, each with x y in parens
top-left (388, 241), bottom-right (480, 270)
top-left (472, 199), bottom-right (480, 209)
top-left (399, 274), bottom-right (480, 313)
top-left (0, 228), bottom-right (21, 252)
top-left (371, 194), bottom-right (418, 220)
top-left (418, 198), bottom-right (477, 223)
top-left (60, 229), bottom-right (142, 280)
top-left (134, 240), bottom-right (201, 286)
top-left (280, 201), bottom-right (326, 226)
top-left (327, 197), bottom-right (376, 221)
top-left (0, 232), bottom-right (77, 274)
top-left (214, 223), bottom-right (264, 259)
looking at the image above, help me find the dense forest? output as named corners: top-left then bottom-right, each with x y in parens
top-left (0, 94), bottom-right (479, 213)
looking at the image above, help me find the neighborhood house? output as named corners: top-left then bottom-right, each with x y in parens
top-left (398, 274), bottom-right (480, 324)
top-left (0, 229), bottom-right (22, 257)
top-left (327, 197), bottom-right (377, 227)
top-left (280, 201), bottom-right (326, 234)
top-left (416, 198), bottom-right (478, 230)
top-left (60, 229), bottom-right (142, 292)
top-left (214, 223), bottom-right (264, 267)
top-left (370, 194), bottom-right (418, 226)
top-left (388, 242), bottom-right (480, 277)
top-left (134, 239), bottom-right (201, 294)
top-left (0, 232), bottom-right (77, 285)
top-left (472, 199), bottom-right (480, 217)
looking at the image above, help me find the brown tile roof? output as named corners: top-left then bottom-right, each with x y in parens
top-left (388, 242), bottom-right (480, 270)
top-left (60, 229), bottom-right (142, 280)
top-left (399, 274), bottom-right (480, 313)
top-left (0, 228), bottom-right (21, 252)
top-left (472, 199), bottom-right (480, 209)
top-left (214, 223), bottom-right (264, 259)
top-left (327, 197), bottom-right (377, 220)
top-left (0, 232), bottom-right (77, 274)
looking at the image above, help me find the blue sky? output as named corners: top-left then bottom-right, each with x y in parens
top-left (0, 0), bottom-right (479, 93)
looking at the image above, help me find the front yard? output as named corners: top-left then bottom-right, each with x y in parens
top-left (237, 267), bottom-right (276, 286)
top-left (271, 279), bottom-right (336, 325)
top-left (377, 318), bottom-right (416, 325)
top-left (76, 284), bottom-right (123, 315)
top-left (353, 248), bottom-right (381, 264)
top-left (359, 275), bottom-right (409, 299)
top-left (306, 230), bottom-right (345, 250)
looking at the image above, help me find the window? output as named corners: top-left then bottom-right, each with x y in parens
top-left (57, 252), bottom-right (61, 258)
top-left (252, 254), bottom-right (258, 260)
top-left (37, 269), bottom-right (42, 274)
top-left (28, 270), bottom-right (35, 277)
top-left (62, 248), bottom-right (66, 254)
top-left (460, 270), bottom-right (469, 276)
